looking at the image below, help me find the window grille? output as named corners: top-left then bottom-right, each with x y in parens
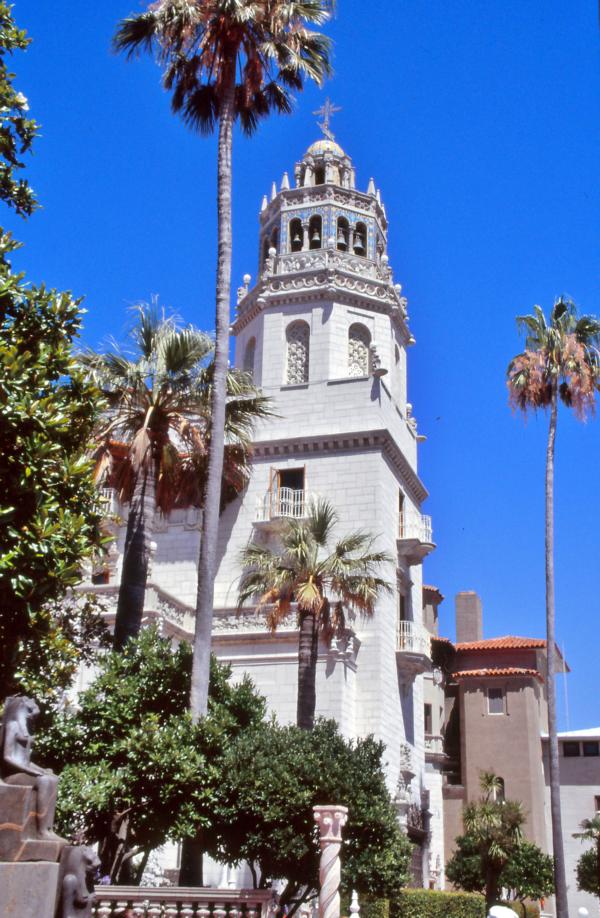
top-left (286, 321), bottom-right (310, 384)
top-left (348, 323), bottom-right (371, 377)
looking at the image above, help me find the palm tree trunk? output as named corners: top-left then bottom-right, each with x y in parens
top-left (297, 610), bottom-right (319, 730)
top-left (546, 386), bottom-right (568, 918)
top-left (190, 74), bottom-right (236, 722)
top-left (114, 465), bottom-right (155, 650)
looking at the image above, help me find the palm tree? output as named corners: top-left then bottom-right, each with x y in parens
top-left (113, 0), bottom-right (333, 721)
top-left (238, 498), bottom-right (392, 729)
top-left (573, 813), bottom-right (600, 900)
top-left (83, 303), bottom-right (271, 650)
top-left (507, 297), bottom-right (600, 917)
top-left (463, 771), bottom-right (525, 908)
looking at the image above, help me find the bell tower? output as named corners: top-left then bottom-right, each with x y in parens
top-left (215, 110), bottom-right (439, 884)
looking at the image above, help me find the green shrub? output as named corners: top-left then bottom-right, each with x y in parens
top-left (358, 899), bottom-right (390, 918)
top-left (391, 888), bottom-right (485, 917)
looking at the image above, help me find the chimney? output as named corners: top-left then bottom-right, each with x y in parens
top-left (455, 591), bottom-right (483, 643)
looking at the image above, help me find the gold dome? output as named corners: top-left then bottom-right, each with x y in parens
top-left (305, 138), bottom-right (346, 158)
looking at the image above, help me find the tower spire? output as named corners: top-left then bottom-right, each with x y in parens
top-left (313, 97), bottom-right (341, 142)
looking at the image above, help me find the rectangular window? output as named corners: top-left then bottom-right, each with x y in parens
top-left (277, 468), bottom-right (305, 491)
top-left (583, 741), bottom-right (600, 757)
top-left (487, 688), bottom-right (504, 715)
top-left (594, 796), bottom-right (600, 812)
top-left (399, 592), bottom-right (407, 622)
top-left (424, 703), bottom-right (432, 735)
top-left (563, 741), bottom-right (580, 757)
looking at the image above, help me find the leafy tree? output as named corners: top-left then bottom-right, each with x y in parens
top-left (457, 772), bottom-right (525, 908)
top-left (507, 298), bottom-right (600, 917)
top-left (574, 814), bottom-right (600, 900)
top-left (238, 498), bottom-right (392, 729)
top-left (83, 303), bottom-right (270, 649)
top-left (37, 627), bottom-right (266, 883)
top-left (213, 718), bottom-right (412, 911)
top-left (0, 2), bottom-right (38, 216)
top-left (0, 233), bottom-right (105, 699)
top-left (0, 4), bottom-right (107, 701)
top-left (446, 834), bottom-right (486, 894)
top-left (576, 849), bottom-right (600, 899)
top-left (499, 841), bottom-right (554, 906)
top-left (113, 0), bottom-right (333, 725)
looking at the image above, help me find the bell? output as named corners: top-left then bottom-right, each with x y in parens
top-left (292, 232), bottom-right (302, 245)
top-left (337, 228), bottom-right (347, 247)
top-left (311, 228), bottom-right (321, 244)
top-left (354, 234), bottom-right (365, 253)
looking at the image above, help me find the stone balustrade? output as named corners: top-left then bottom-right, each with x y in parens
top-left (93, 887), bottom-right (273, 918)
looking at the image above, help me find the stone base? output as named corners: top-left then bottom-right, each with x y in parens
top-left (0, 783), bottom-right (64, 862)
top-left (0, 861), bottom-right (59, 917)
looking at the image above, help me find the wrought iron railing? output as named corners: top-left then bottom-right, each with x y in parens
top-left (396, 620), bottom-right (431, 657)
top-left (255, 488), bottom-right (313, 522)
top-left (398, 512), bottom-right (433, 543)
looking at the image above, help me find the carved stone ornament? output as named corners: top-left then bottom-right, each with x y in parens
top-left (0, 694), bottom-right (66, 862)
top-left (313, 806), bottom-right (348, 918)
top-left (57, 845), bottom-right (101, 918)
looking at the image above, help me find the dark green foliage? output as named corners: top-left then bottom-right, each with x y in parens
top-left (576, 847), bottom-right (600, 898)
top-left (390, 888), bottom-right (485, 917)
top-left (213, 718), bottom-right (412, 905)
top-left (357, 899), bottom-right (390, 918)
top-left (0, 2), bottom-right (38, 216)
top-left (447, 836), bottom-right (554, 905)
top-left (500, 841), bottom-right (554, 903)
top-left (37, 628), bottom-right (266, 882)
top-left (0, 231), bottom-right (105, 700)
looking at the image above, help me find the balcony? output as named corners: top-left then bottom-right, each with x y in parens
top-left (396, 620), bottom-right (431, 677)
top-left (397, 511), bottom-right (435, 565)
top-left (424, 733), bottom-right (445, 761)
top-left (254, 487), bottom-right (312, 526)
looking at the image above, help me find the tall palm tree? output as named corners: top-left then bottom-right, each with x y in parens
top-left (463, 771), bottom-right (524, 908)
top-left (238, 498), bottom-right (391, 729)
top-left (507, 297), bottom-right (600, 918)
top-left (113, 0), bottom-right (333, 721)
top-left (573, 813), bottom-right (600, 900)
top-left (83, 304), bottom-right (270, 650)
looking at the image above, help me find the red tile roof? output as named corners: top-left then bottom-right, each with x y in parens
top-left (453, 667), bottom-right (544, 682)
top-left (455, 636), bottom-right (546, 651)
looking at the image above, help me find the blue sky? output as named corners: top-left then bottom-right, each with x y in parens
top-left (9, 1), bottom-right (600, 728)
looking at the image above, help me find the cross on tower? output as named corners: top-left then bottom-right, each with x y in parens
top-left (313, 97), bottom-right (341, 142)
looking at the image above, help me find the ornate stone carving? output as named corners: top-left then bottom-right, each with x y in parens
top-left (313, 806), bottom-right (348, 918)
top-left (0, 695), bottom-right (65, 862)
top-left (57, 845), bottom-right (100, 917)
top-left (286, 320), bottom-right (310, 384)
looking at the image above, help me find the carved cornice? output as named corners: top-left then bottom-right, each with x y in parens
top-left (232, 268), bottom-right (410, 343)
top-left (252, 429), bottom-right (428, 504)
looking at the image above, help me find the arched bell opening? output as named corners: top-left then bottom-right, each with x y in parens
top-left (314, 165), bottom-right (325, 185)
top-left (337, 217), bottom-right (350, 252)
top-left (308, 215), bottom-right (322, 251)
top-left (289, 218), bottom-right (303, 253)
top-left (270, 227), bottom-right (279, 253)
top-left (353, 221), bottom-right (367, 256)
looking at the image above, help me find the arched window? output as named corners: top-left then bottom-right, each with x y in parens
top-left (243, 337), bottom-right (256, 379)
top-left (337, 216), bottom-right (349, 251)
top-left (286, 320), bottom-right (310, 384)
top-left (353, 221), bottom-right (367, 256)
top-left (289, 218), bottom-right (302, 252)
top-left (270, 227), bottom-right (279, 253)
top-left (314, 165), bottom-right (325, 185)
top-left (348, 323), bottom-right (371, 377)
top-left (309, 215), bottom-right (322, 250)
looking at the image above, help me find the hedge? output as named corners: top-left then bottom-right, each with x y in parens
top-left (390, 888), bottom-right (485, 917)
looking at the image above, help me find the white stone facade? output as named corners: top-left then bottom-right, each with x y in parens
top-left (96, 135), bottom-right (440, 886)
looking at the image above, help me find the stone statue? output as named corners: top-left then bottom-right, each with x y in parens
top-left (57, 846), bottom-right (100, 918)
top-left (0, 694), bottom-right (64, 862)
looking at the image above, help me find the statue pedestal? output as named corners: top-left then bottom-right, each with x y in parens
top-left (0, 861), bottom-right (60, 917)
top-left (0, 783), bottom-right (64, 862)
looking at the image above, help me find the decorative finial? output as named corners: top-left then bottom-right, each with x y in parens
top-left (313, 97), bottom-right (341, 142)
